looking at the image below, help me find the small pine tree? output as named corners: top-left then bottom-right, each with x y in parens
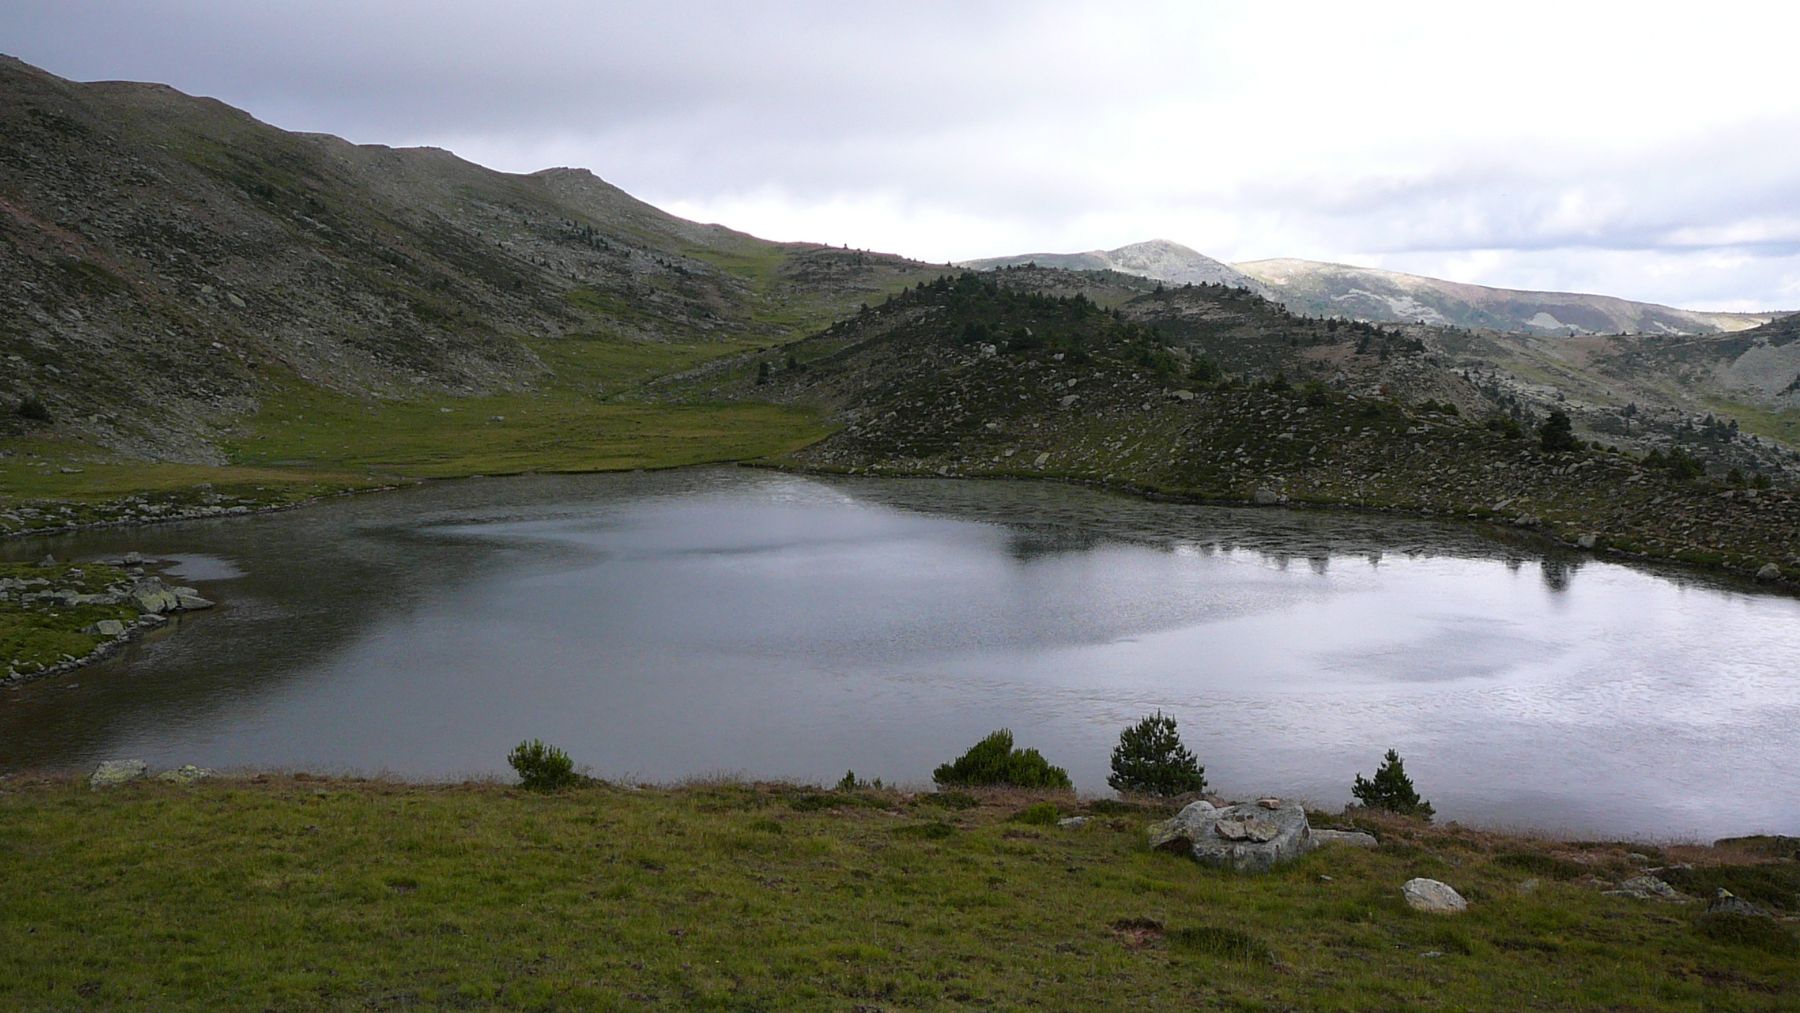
top-left (1351, 748), bottom-right (1434, 820)
top-left (1108, 710), bottom-right (1206, 797)
top-left (507, 738), bottom-right (581, 791)
top-left (1539, 410), bottom-right (1578, 452)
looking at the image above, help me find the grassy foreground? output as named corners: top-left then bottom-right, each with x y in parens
top-left (1, 776), bottom-right (1795, 1010)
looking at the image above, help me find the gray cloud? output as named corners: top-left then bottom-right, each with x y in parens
top-left (3, 0), bottom-right (1797, 309)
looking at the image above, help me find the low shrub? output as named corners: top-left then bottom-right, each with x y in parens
top-left (932, 729), bottom-right (1071, 789)
top-left (15, 396), bottom-right (51, 423)
top-left (506, 738), bottom-right (581, 791)
top-left (1010, 802), bottom-right (1061, 825)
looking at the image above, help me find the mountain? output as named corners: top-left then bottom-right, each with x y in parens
top-left (647, 269), bottom-right (1800, 580)
top-left (0, 55), bottom-right (931, 461)
top-left (960, 239), bottom-right (1270, 294)
top-left (1236, 258), bottom-right (1774, 336)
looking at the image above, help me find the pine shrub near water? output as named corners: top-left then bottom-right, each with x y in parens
top-left (507, 738), bottom-right (581, 791)
top-left (1108, 710), bottom-right (1207, 797)
top-left (1352, 748), bottom-right (1434, 820)
top-left (932, 729), bottom-right (1071, 789)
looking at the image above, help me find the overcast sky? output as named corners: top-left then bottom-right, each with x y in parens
top-left (6, 1), bottom-right (1799, 310)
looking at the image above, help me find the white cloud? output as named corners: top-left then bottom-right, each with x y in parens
top-left (4, 0), bottom-right (1799, 307)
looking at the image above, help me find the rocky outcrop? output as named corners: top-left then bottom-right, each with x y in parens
top-left (1148, 798), bottom-right (1312, 872)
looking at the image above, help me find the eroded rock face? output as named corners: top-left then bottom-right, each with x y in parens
top-left (1148, 798), bottom-right (1311, 872)
top-left (1402, 877), bottom-right (1467, 913)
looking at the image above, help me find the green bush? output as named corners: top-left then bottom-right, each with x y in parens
top-left (15, 396), bottom-right (51, 423)
top-left (1351, 748), bottom-right (1434, 820)
top-left (1010, 802), bottom-right (1061, 825)
top-left (1108, 710), bottom-right (1206, 797)
top-left (506, 738), bottom-right (581, 791)
top-left (932, 729), bottom-right (1071, 789)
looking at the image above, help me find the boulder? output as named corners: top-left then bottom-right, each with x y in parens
top-left (1308, 829), bottom-right (1379, 850)
top-left (1756, 563), bottom-right (1781, 582)
top-left (1057, 816), bottom-right (1090, 829)
top-left (1148, 798), bottom-right (1310, 872)
top-left (1577, 533), bottom-right (1599, 550)
top-left (90, 759), bottom-right (148, 789)
top-left (157, 764), bottom-right (215, 785)
top-left (1402, 878), bottom-right (1467, 913)
top-left (1707, 889), bottom-right (1769, 918)
top-left (1252, 488), bottom-right (1280, 506)
top-left (91, 619), bottom-right (128, 637)
top-left (174, 594), bottom-right (215, 611)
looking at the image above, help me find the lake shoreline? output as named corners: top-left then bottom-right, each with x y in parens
top-left (6, 460), bottom-right (1795, 597)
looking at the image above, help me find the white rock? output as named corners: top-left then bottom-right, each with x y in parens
top-left (1402, 878), bottom-right (1467, 913)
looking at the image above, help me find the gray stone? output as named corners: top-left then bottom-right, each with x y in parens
top-left (1402, 878), bottom-right (1467, 913)
top-left (1755, 563), bottom-right (1781, 582)
top-left (1252, 488), bottom-right (1280, 506)
top-left (90, 759), bottom-right (148, 789)
top-left (1604, 875), bottom-right (1685, 902)
top-left (1308, 829), bottom-right (1379, 850)
top-left (157, 764), bottom-right (215, 785)
top-left (174, 594), bottom-right (215, 611)
top-left (134, 589), bottom-right (180, 614)
top-left (1056, 816), bottom-right (1090, 829)
top-left (92, 619), bottom-right (128, 637)
top-left (1707, 889), bottom-right (1769, 917)
top-left (1032, 452), bottom-right (1050, 468)
top-left (36, 554), bottom-right (57, 567)
top-left (1148, 799), bottom-right (1310, 872)
top-left (1577, 533), bottom-right (1599, 550)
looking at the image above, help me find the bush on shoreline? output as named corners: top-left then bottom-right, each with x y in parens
top-left (933, 729), bottom-right (1071, 789)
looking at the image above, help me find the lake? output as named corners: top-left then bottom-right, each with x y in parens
top-left (5, 467), bottom-right (1797, 839)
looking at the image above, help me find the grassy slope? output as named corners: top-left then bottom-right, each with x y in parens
top-left (0, 777), bottom-right (1794, 1010)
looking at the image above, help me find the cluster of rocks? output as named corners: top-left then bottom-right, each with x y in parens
top-left (2, 553), bottom-right (216, 685)
top-left (1146, 796), bottom-right (1469, 913)
top-left (89, 760), bottom-right (214, 789)
top-left (0, 493), bottom-right (262, 539)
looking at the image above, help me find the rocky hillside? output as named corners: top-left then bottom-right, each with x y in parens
top-left (961, 239), bottom-right (1271, 296)
top-left (1238, 259), bottom-right (1775, 336)
top-left (0, 56), bottom-right (931, 462)
top-left (653, 272), bottom-right (1799, 582)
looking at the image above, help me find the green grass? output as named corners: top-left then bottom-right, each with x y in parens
top-left (1703, 396), bottom-right (1800, 448)
top-left (224, 380), bottom-right (825, 479)
top-left (1, 334), bottom-right (831, 531)
top-left (0, 562), bottom-right (137, 674)
top-left (0, 776), bottom-right (1793, 1010)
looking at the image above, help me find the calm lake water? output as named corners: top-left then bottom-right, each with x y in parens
top-left (5, 468), bottom-right (1798, 839)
